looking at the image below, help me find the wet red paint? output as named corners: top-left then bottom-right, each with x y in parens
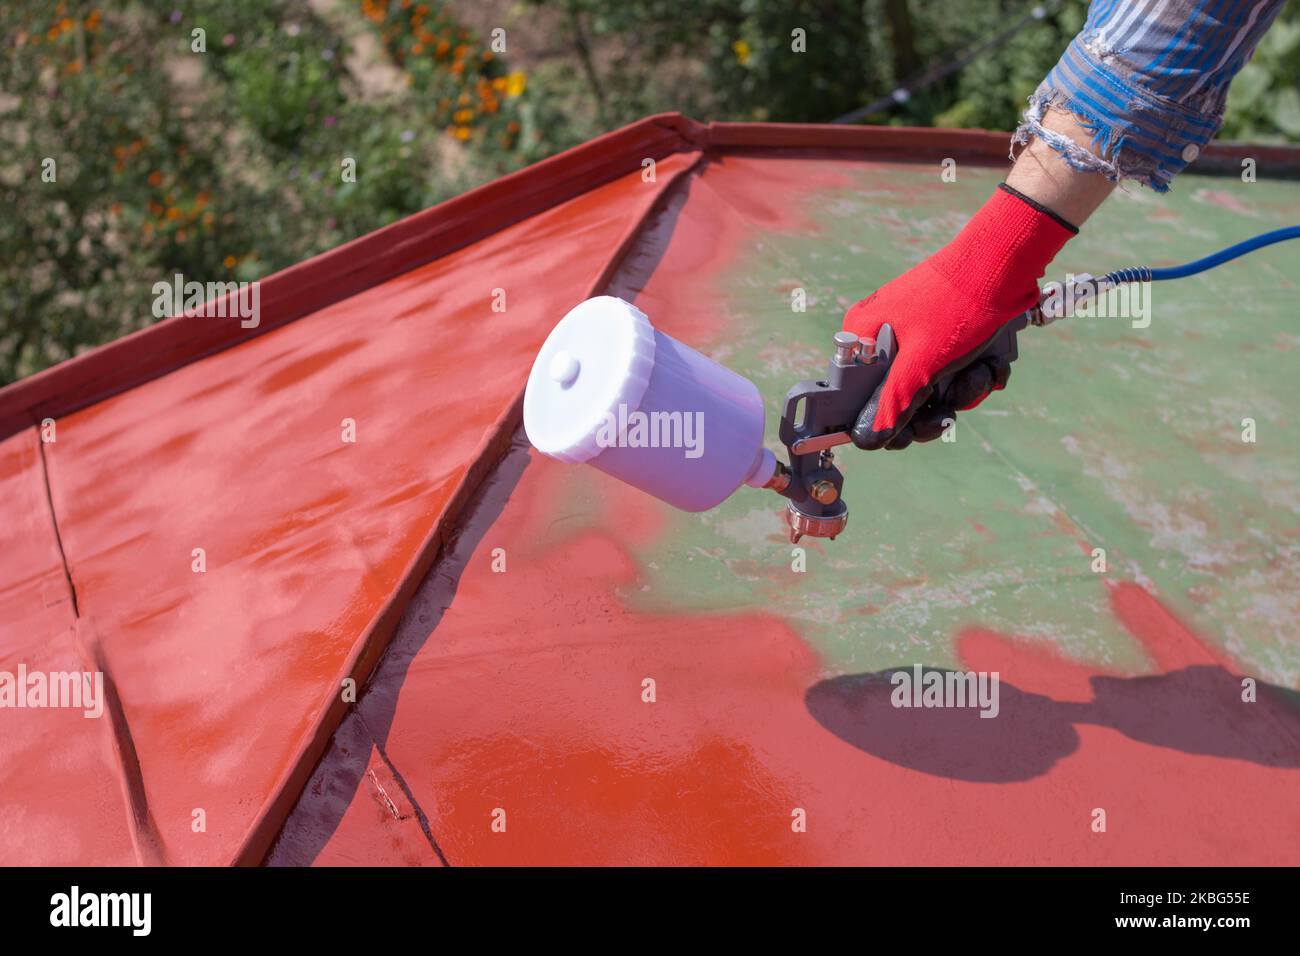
top-left (0, 431), bottom-right (73, 640)
top-left (6, 125), bottom-right (1297, 865)
top-left (276, 152), bottom-right (1299, 865)
top-left (289, 448), bottom-right (1299, 865)
top-left (0, 433), bottom-right (141, 866)
top-left (298, 454), bottom-right (827, 866)
top-left (0, 153), bottom-right (698, 865)
top-left (622, 155), bottom-right (857, 347)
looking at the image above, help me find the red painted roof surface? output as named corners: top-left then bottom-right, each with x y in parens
top-left (2, 116), bottom-right (1298, 866)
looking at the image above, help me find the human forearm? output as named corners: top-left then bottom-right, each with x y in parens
top-left (1005, 106), bottom-right (1115, 227)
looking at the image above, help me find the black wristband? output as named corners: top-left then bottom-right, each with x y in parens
top-left (997, 182), bottom-right (1080, 234)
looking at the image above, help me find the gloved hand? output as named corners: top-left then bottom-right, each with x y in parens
top-left (842, 183), bottom-right (1077, 450)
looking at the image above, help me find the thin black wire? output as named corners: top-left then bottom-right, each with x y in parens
top-left (832, 0), bottom-right (1061, 125)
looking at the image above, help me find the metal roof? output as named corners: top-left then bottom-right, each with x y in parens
top-left (3, 116), bottom-right (1298, 865)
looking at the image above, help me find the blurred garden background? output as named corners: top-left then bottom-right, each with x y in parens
top-left (2, 0), bottom-right (1297, 384)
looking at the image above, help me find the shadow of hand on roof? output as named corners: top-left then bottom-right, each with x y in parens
top-left (805, 665), bottom-right (1300, 784)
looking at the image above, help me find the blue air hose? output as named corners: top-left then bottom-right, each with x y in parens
top-left (1102, 224), bottom-right (1300, 285)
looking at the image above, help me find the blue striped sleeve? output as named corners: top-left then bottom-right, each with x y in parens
top-left (1013, 0), bottom-right (1287, 192)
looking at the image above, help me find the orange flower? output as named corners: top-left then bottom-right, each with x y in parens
top-left (453, 126), bottom-right (470, 141)
top-left (223, 255), bottom-right (237, 268)
top-left (147, 170), bottom-right (163, 187)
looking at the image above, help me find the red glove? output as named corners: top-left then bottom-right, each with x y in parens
top-left (843, 183), bottom-right (1076, 450)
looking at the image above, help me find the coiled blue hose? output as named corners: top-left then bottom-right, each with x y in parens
top-left (1102, 224), bottom-right (1300, 285)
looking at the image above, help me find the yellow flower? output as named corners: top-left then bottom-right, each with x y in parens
top-left (504, 71), bottom-right (526, 97)
top-left (732, 39), bottom-right (751, 65)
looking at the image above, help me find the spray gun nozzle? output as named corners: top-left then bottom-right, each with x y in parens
top-left (785, 500), bottom-right (849, 544)
top-left (763, 459), bottom-right (792, 493)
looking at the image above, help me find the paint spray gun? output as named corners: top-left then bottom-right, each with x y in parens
top-left (767, 314), bottom-right (1026, 543)
top-left (523, 295), bottom-right (1025, 544)
top-left (523, 224), bottom-right (1297, 543)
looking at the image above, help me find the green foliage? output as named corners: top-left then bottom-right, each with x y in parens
top-left (0, 2), bottom-right (264, 379)
top-left (2, 0), bottom-right (1297, 385)
top-left (525, 0), bottom-right (875, 124)
top-left (1221, 9), bottom-right (1300, 142)
top-left (0, 0), bottom-right (485, 382)
top-left (925, 1), bottom-right (1088, 131)
top-left (359, 0), bottom-right (563, 164)
top-left (225, 47), bottom-right (347, 151)
top-left (707, 1), bottom-right (878, 121)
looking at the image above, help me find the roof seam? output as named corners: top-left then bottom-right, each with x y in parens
top-left (233, 150), bottom-right (707, 866)
top-left (35, 426), bottom-right (78, 619)
top-left (71, 618), bottom-right (166, 865)
top-left (369, 727), bottom-right (452, 867)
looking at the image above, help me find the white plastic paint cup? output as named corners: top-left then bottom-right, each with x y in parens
top-left (524, 297), bottom-right (775, 512)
